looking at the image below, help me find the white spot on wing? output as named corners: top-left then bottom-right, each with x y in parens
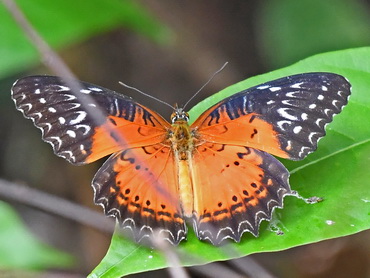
top-left (282, 100), bottom-right (293, 105)
top-left (57, 85), bottom-right (70, 91)
top-left (48, 107), bottom-right (57, 113)
top-left (316, 118), bottom-right (324, 126)
top-left (269, 87), bottom-right (281, 92)
top-left (317, 95), bottom-right (324, 100)
top-left (293, 126), bottom-right (302, 134)
top-left (277, 108), bottom-right (298, 121)
top-left (286, 91), bottom-right (299, 97)
top-left (243, 96), bottom-right (247, 110)
top-left (286, 140), bottom-right (292, 150)
top-left (68, 103), bottom-right (81, 109)
top-left (322, 85), bottom-right (328, 91)
top-left (44, 123), bottom-right (52, 132)
top-left (309, 104), bottom-right (316, 109)
top-left (39, 98), bottom-right (46, 104)
top-left (80, 89), bottom-right (91, 94)
top-left (75, 124), bottom-right (91, 135)
top-left (298, 146), bottom-right (310, 157)
top-left (291, 82), bottom-right (303, 89)
top-left (58, 117), bottom-right (66, 124)
top-left (63, 94), bottom-right (76, 101)
top-left (267, 100), bottom-right (275, 105)
top-left (34, 112), bottom-right (42, 119)
top-left (308, 132), bottom-right (319, 144)
top-left (89, 87), bottom-right (103, 92)
top-left (69, 111), bottom-right (87, 125)
top-left (66, 130), bottom-right (76, 138)
top-left (332, 100), bottom-right (340, 108)
top-left (20, 103), bottom-right (32, 112)
top-left (50, 136), bottom-right (62, 149)
top-left (257, 85), bottom-right (270, 90)
top-left (35, 89), bottom-right (41, 94)
top-left (301, 113), bottom-right (308, 120)
top-left (324, 109), bottom-right (331, 116)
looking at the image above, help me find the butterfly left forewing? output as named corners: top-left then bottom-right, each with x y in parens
top-left (192, 73), bottom-right (351, 160)
top-left (11, 76), bottom-right (170, 165)
top-left (191, 143), bottom-right (291, 244)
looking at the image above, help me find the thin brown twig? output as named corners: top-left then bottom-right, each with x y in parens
top-left (0, 178), bottom-right (115, 233)
top-left (151, 235), bottom-right (190, 278)
top-left (230, 256), bottom-right (277, 278)
top-left (191, 262), bottom-right (246, 278)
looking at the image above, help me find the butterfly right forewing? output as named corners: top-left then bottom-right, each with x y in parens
top-left (192, 72), bottom-right (351, 160)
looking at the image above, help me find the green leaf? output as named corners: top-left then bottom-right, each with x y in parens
top-left (0, 201), bottom-right (73, 270)
top-left (90, 47), bottom-right (370, 277)
top-left (0, 0), bottom-right (170, 78)
top-left (257, 0), bottom-right (370, 68)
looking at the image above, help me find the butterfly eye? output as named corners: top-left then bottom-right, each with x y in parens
top-left (171, 111), bottom-right (189, 123)
top-left (182, 112), bottom-right (190, 122)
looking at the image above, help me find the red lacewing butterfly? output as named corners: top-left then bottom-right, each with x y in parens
top-left (11, 72), bottom-right (351, 245)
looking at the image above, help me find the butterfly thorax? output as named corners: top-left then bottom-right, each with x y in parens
top-left (169, 108), bottom-right (198, 159)
top-left (169, 120), bottom-right (194, 159)
top-left (169, 109), bottom-right (199, 217)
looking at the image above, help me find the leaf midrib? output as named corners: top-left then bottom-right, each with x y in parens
top-left (289, 137), bottom-right (370, 175)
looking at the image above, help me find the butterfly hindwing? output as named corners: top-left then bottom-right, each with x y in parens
top-left (93, 143), bottom-right (187, 245)
top-left (191, 143), bottom-right (291, 244)
top-left (192, 73), bottom-right (351, 160)
top-left (11, 76), bottom-right (170, 165)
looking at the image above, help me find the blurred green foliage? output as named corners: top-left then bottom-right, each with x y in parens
top-left (0, 201), bottom-right (73, 269)
top-left (257, 0), bottom-right (370, 68)
top-left (0, 0), bottom-right (170, 79)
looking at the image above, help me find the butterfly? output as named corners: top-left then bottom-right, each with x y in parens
top-left (11, 72), bottom-right (351, 245)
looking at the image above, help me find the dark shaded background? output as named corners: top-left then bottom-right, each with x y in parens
top-left (1, 1), bottom-right (369, 277)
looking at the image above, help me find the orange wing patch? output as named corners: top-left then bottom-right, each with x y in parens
top-left (196, 113), bottom-right (290, 158)
top-left (193, 111), bottom-right (289, 159)
top-left (92, 143), bottom-right (186, 245)
top-left (86, 114), bottom-right (170, 163)
top-left (191, 143), bottom-right (292, 244)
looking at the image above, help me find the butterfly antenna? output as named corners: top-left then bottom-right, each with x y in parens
top-left (183, 62), bottom-right (228, 110)
top-left (119, 81), bottom-right (175, 110)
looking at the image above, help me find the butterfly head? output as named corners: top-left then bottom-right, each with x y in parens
top-left (171, 107), bottom-right (190, 124)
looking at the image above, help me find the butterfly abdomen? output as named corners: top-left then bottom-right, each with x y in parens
top-left (169, 119), bottom-right (198, 217)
